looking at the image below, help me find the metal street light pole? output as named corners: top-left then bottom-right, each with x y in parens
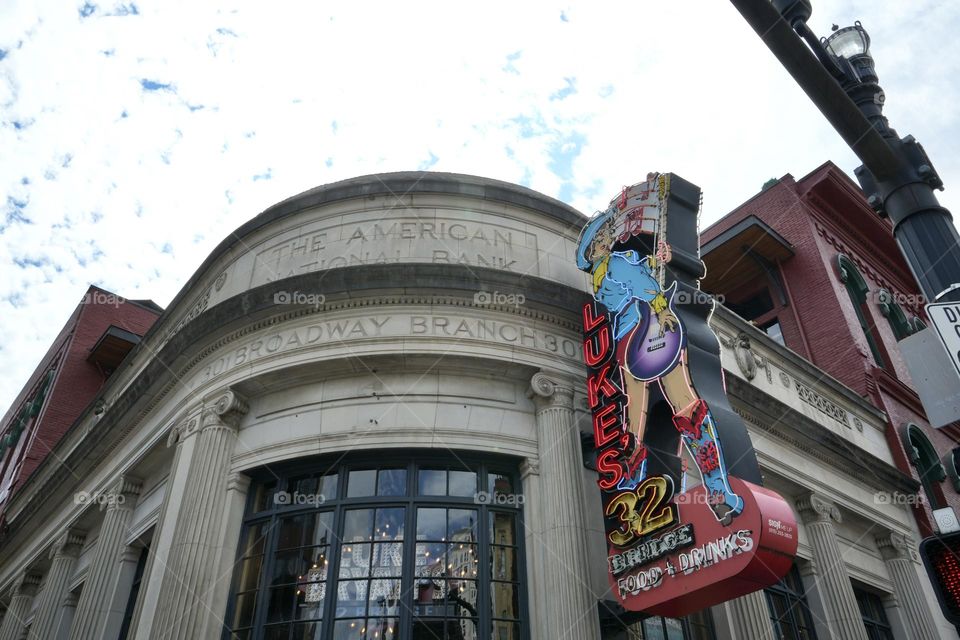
top-left (729, 0), bottom-right (960, 304)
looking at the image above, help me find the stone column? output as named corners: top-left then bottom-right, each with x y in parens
top-left (69, 476), bottom-right (142, 639)
top-left (149, 389), bottom-right (248, 640)
top-left (28, 529), bottom-right (85, 640)
top-left (875, 531), bottom-right (939, 640)
top-left (0, 573), bottom-right (41, 640)
top-left (528, 372), bottom-right (601, 640)
top-left (795, 493), bottom-right (867, 640)
top-left (727, 590), bottom-right (776, 640)
top-left (56, 591), bottom-right (79, 640)
top-left (519, 459), bottom-right (544, 640)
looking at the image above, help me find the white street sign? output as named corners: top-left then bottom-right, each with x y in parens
top-left (926, 301), bottom-right (960, 378)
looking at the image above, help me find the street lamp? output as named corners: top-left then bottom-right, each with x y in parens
top-left (730, 0), bottom-right (960, 303)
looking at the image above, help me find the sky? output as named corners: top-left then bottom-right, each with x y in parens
top-left (1, 0), bottom-right (959, 410)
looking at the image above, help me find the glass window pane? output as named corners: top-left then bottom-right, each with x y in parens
top-left (348, 470), bottom-right (377, 497)
top-left (319, 474), bottom-right (339, 501)
top-left (344, 509), bottom-right (374, 542)
top-left (291, 621), bottom-right (323, 640)
top-left (366, 618), bottom-right (399, 640)
top-left (305, 512), bottom-right (335, 547)
top-left (371, 543), bottom-right (404, 577)
top-left (448, 509), bottom-right (478, 541)
top-left (273, 550), bottom-right (305, 585)
top-left (278, 515), bottom-right (307, 550)
top-left (491, 545), bottom-right (516, 581)
top-left (295, 584), bottom-right (325, 620)
top-left (448, 543), bottom-right (478, 579)
top-left (416, 543), bottom-right (447, 576)
top-left (335, 580), bottom-right (368, 618)
top-left (489, 512), bottom-right (516, 546)
top-left (232, 591), bottom-right (258, 628)
top-left (267, 585), bottom-right (298, 623)
top-left (664, 616), bottom-right (685, 640)
top-left (241, 522), bottom-right (270, 556)
top-left (331, 620), bottom-right (363, 640)
top-left (253, 482), bottom-right (278, 512)
top-left (340, 543), bottom-right (372, 578)
top-left (643, 618), bottom-right (667, 640)
top-left (417, 508), bottom-right (446, 541)
top-left (368, 579), bottom-right (402, 616)
top-left (291, 475), bottom-right (318, 496)
top-left (491, 620), bottom-right (519, 640)
top-left (488, 473), bottom-right (514, 497)
top-left (236, 555), bottom-right (263, 592)
top-left (448, 579), bottom-right (478, 615)
top-left (377, 469), bottom-right (407, 496)
top-left (419, 469), bottom-right (446, 496)
top-left (300, 548), bottom-right (329, 584)
top-left (263, 624), bottom-right (290, 640)
top-left (375, 508), bottom-right (405, 542)
top-left (490, 582), bottom-right (518, 620)
top-left (448, 470), bottom-right (477, 497)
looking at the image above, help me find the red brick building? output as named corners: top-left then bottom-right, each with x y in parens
top-left (0, 286), bottom-right (160, 525)
top-left (701, 161), bottom-right (960, 538)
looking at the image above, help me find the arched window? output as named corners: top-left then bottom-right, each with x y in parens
top-left (837, 255), bottom-right (886, 368)
top-left (911, 316), bottom-right (927, 333)
top-left (877, 289), bottom-right (914, 341)
top-left (902, 423), bottom-right (946, 509)
top-left (225, 454), bottom-right (527, 640)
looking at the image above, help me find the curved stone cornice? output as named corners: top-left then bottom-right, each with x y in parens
top-left (795, 492), bottom-right (842, 525)
top-left (528, 371), bottom-right (576, 410)
top-left (875, 531), bottom-right (919, 562)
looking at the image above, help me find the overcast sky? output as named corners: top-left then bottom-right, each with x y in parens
top-left (2, 0), bottom-right (958, 410)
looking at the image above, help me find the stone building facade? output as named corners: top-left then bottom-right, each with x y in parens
top-left (0, 173), bottom-right (950, 639)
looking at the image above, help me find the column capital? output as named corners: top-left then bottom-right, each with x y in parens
top-left (795, 492), bottom-right (841, 525)
top-left (49, 528), bottom-right (86, 560)
top-left (102, 475), bottom-right (142, 512)
top-left (200, 388), bottom-right (249, 430)
top-left (528, 372), bottom-right (576, 410)
top-left (167, 414), bottom-right (200, 447)
top-left (520, 458), bottom-right (540, 479)
top-left (12, 572), bottom-right (42, 597)
top-left (876, 530), bottom-right (919, 562)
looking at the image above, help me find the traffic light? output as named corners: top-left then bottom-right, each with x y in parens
top-left (920, 531), bottom-right (960, 625)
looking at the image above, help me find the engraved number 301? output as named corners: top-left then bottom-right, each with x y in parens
top-left (605, 476), bottom-right (676, 547)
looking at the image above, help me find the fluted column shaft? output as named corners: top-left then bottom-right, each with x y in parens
top-left (796, 493), bottom-right (868, 640)
top-left (876, 532), bottom-right (939, 640)
top-left (0, 574), bottom-right (40, 640)
top-left (149, 390), bottom-right (246, 640)
top-left (728, 590), bottom-right (776, 640)
top-left (29, 530), bottom-right (85, 640)
top-left (70, 476), bottom-right (142, 639)
top-left (529, 372), bottom-right (601, 640)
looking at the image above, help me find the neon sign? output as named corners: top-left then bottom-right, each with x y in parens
top-left (577, 173), bottom-right (797, 615)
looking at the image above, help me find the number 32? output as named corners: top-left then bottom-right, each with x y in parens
top-left (605, 476), bottom-right (677, 547)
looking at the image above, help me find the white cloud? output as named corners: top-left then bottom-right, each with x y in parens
top-left (1, 0), bottom-right (959, 410)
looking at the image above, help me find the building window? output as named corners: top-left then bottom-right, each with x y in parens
top-left (903, 423), bottom-right (946, 509)
top-left (640, 609), bottom-right (714, 640)
top-left (853, 585), bottom-right (894, 640)
top-left (837, 255), bottom-right (887, 368)
top-left (225, 456), bottom-right (526, 640)
top-left (764, 565), bottom-right (817, 640)
top-left (877, 289), bottom-right (914, 341)
top-left (760, 319), bottom-right (785, 346)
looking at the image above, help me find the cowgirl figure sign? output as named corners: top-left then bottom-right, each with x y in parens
top-left (577, 173), bottom-right (743, 524)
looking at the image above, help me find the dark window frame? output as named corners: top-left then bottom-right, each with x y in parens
top-left (641, 608), bottom-right (716, 639)
top-left (837, 255), bottom-right (888, 369)
top-left (223, 452), bottom-right (529, 640)
top-left (764, 565), bottom-right (818, 640)
top-left (853, 584), bottom-right (895, 640)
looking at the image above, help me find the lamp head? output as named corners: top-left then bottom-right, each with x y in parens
top-left (824, 21), bottom-right (870, 58)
